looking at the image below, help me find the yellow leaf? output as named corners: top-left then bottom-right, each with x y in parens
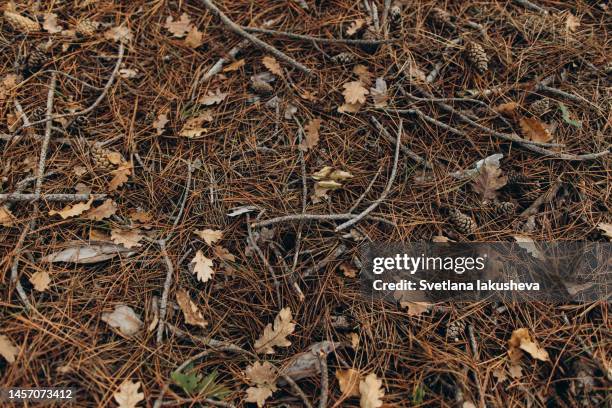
top-left (342, 81), bottom-right (369, 105)
top-left (194, 228), bottom-right (223, 245)
top-left (359, 373), bottom-right (385, 408)
top-left (336, 368), bottom-right (361, 397)
top-left (190, 250), bottom-right (215, 282)
top-left (0, 335), bottom-right (18, 364)
top-left (29, 271), bottom-right (51, 292)
top-left (519, 117), bottom-right (552, 143)
top-left (262, 56), bottom-right (283, 77)
top-left (299, 118), bottom-right (322, 151)
top-left (254, 307), bottom-right (296, 354)
top-left (49, 198), bottom-right (94, 219)
top-left (176, 289), bottom-right (208, 328)
top-left (85, 199), bottom-right (118, 221)
top-left (113, 380), bottom-right (144, 408)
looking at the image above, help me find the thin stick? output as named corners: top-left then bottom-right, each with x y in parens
top-left (380, 0), bottom-right (392, 33)
top-left (318, 351), bottom-right (329, 408)
top-left (513, 0), bottom-right (549, 14)
top-left (0, 193), bottom-right (107, 202)
top-left (10, 221), bottom-right (34, 310)
top-left (426, 38), bottom-right (462, 83)
top-left (370, 116), bottom-right (432, 168)
top-left (520, 178), bottom-right (562, 218)
top-left (34, 73), bottom-right (57, 198)
top-left (535, 83), bottom-right (603, 112)
top-left (22, 43), bottom-right (125, 129)
top-left (302, 244), bottom-right (347, 280)
top-left (335, 119), bottom-right (402, 232)
top-left (242, 26), bottom-right (393, 45)
top-left (281, 374), bottom-right (314, 408)
top-left (291, 117), bottom-right (309, 298)
top-left (42, 70), bottom-right (104, 90)
top-left (247, 214), bottom-right (282, 305)
top-left (349, 166), bottom-right (382, 213)
top-left (199, 0), bottom-right (311, 75)
top-left (252, 213), bottom-right (395, 229)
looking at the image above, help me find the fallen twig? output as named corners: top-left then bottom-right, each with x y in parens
top-left (335, 119), bottom-right (402, 232)
top-left (291, 117), bottom-right (309, 300)
top-left (301, 244), bottom-right (347, 280)
top-left (252, 213), bottom-right (395, 229)
top-left (242, 26), bottom-right (394, 45)
top-left (34, 72), bottom-right (57, 198)
top-left (318, 351), bottom-right (329, 408)
top-left (371, 116), bottom-right (433, 168)
top-left (281, 374), bottom-right (314, 408)
top-left (10, 221), bottom-right (34, 310)
top-left (0, 193), bottom-right (107, 202)
top-left (426, 38), bottom-right (462, 83)
top-left (246, 213), bottom-right (282, 305)
top-left (520, 178), bottom-right (563, 218)
top-left (513, 0), bottom-right (549, 14)
top-left (199, 0), bottom-right (311, 75)
top-left (349, 166), bottom-right (382, 213)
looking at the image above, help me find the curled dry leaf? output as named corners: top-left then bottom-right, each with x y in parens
top-left (513, 235), bottom-right (546, 261)
top-left (41, 242), bottom-right (136, 264)
top-left (43, 13), bottom-right (63, 34)
top-left (164, 13), bottom-right (193, 38)
top-left (114, 380), bottom-right (144, 408)
top-left (339, 262), bottom-right (357, 278)
top-left (565, 12), bottom-right (580, 33)
top-left (299, 118), bottom-right (322, 151)
top-left (471, 160), bottom-right (507, 201)
top-left (223, 58), bottom-right (245, 72)
top-left (254, 307), bottom-right (296, 354)
top-left (111, 228), bottom-right (144, 249)
top-left (508, 328), bottom-right (550, 362)
top-left (48, 198), bottom-right (93, 219)
top-left (495, 101), bottom-right (520, 117)
top-left (190, 250), bottom-right (215, 282)
top-left (0, 335), bottom-right (18, 364)
top-left (176, 289), bottom-right (208, 328)
top-left (245, 386), bottom-right (274, 407)
top-left (280, 341), bottom-right (340, 383)
top-left (184, 26), bottom-right (204, 48)
top-left (353, 65), bottom-right (373, 86)
top-left (336, 368), bottom-right (361, 397)
top-left (29, 271), bottom-right (51, 292)
top-left (198, 89), bottom-right (228, 105)
top-left (213, 245), bottom-right (235, 262)
top-left (119, 68), bottom-right (139, 79)
top-left (262, 56), bottom-right (283, 77)
top-left (85, 199), bottom-right (118, 221)
top-left (359, 373), bottom-right (385, 408)
top-left (101, 305), bottom-right (143, 337)
top-left (194, 228), bottom-right (223, 245)
top-left (342, 81), bottom-right (369, 105)
top-left (370, 78), bottom-right (388, 108)
top-left (520, 117), bottom-right (553, 143)
top-left (338, 101), bottom-right (363, 114)
top-left (180, 110), bottom-right (213, 138)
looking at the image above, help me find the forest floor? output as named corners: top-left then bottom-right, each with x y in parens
top-left (0, 0), bottom-right (611, 407)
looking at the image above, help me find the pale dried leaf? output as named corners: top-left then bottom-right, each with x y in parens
top-left (353, 65), bottom-right (373, 86)
top-left (246, 361), bottom-right (278, 387)
top-left (129, 209), bottom-right (153, 224)
top-left (492, 367), bottom-right (508, 382)
top-left (359, 373), bottom-right (384, 408)
top-left (299, 118), bottom-right (322, 151)
top-left (508, 328), bottom-right (549, 362)
top-left (184, 26), bottom-right (204, 48)
top-left (343, 81), bottom-right (369, 105)
top-left (176, 289), bottom-right (208, 328)
top-left (109, 161), bottom-right (133, 190)
top-left (495, 101), bottom-right (520, 117)
top-left (565, 13), bottom-right (580, 32)
top-left (513, 235), bottom-right (546, 261)
top-left (111, 228), bottom-right (143, 249)
top-left (198, 89), bottom-right (228, 105)
top-left (509, 363), bottom-right (523, 378)
top-left (0, 206), bottom-right (15, 227)
top-left (350, 332), bottom-right (360, 349)
top-left (194, 228), bottom-right (223, 245)
top-left (164, 13), bottom-right (192, 38)
top-left (153, 112), bottom-right (168, 136)
top-left (104, 25), bottom-right (133, 43)
top-left (41, 242), bottom-right (135, 264)
top-left (114, 380), bottom-right (144, 408)
top-left (597, 223), bottom-right (612, 241)
top-left (339, 262), bottom-right (357, 278)
top-left (180, 110), bottom-right (213, 138)
top-left (463, 402), bottom-right (477, 408)
top-left (346, 19), bottom-right (365, 36)
top-left (370, 77), bottom-right (388, 108)
top-left (190, 250), bottom-right (215, 282)
top-left (43, 13), bottom-right (63, 34)
top-left (254, 307), bottom-right (296, 354)
top-left (102, 305), bottom-right (143, 337)
top-left (337, 101), bottom-right (363, 113)
top-left (49, 198), bottom-right (93, 219)
top-left (471, 162), bottom-right (507, 201)
top-left (0, 335), bottom-right (18, 364)
top-left (520, 117), bottom-right (553, 143)
top-left (399, 301), bottom-right (432, 317)
top-left (29, 271), bottom-right (51, 292)
top-left (336, 368), bottom-right (361, 397)
top-left (262, 56), bottom-right (283, 77)
top-left (85, 199), bottom-right (118, 220)
top-left (245, 386), bottom-right (274, 408)
top-left (119, 68), bottom-right (139, 79)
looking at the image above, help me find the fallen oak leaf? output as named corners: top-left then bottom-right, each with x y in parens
top-left (190, 250), bottom-right (215, 282)
top-left (254, 307), bottom-right (296, 354)
top-left (198, 89), bottom-right (228, 105)
top-left (370, 77), bottom-right (388, 108)
top-left (176, 289), bottom-right (207, 328)
top-left (194, 228), bottom-right (223, 245)
top-left (85, 199), bottom-right (117, 221)
top-left (336, 368), bottom-right (361, 397)
top-left (508, 328), bottom-right (549, 362)
top-left (111, 228), bottom-right (144, 249)
top-left (0, 335), bottom-right (18, 364)
top-left (114, 380), bottom-right (144, 408)
top-left (471, 160), bottom-right (507, 201)
top-left (299, 118), bottom-right (322, 151)
top-left (213, 245), bottom-right (235, 261)
top-left (359, 373), bottom-right (385, 408)
top-left (245, 361), bottom-right (278, 407)
top-left (353, 65), bottom-right (373, 86)
top-left (48, 198), bottom-right (94, 219)
top-left (164, 13), bottom-right (193, 38)
top-left (0, 207), bottom-right (15, 227)
top-left (104, 25), bottom-right (133, 43)
top-left (101, 305), bottom-right (143, 337)
top-left (223, 59), bottom-right (245, 72)
top-left (43, 13), bottom-right (63, 34)
top-left (29, 271), bottom-right (51, 292)
top-left (153, 112), bottom-right (169, 135)
top-left (342, 81), bottom-right (369, 105)
top-left (109, 161), bottom-right (133, 191)
top-left (519, 117), bottom-right (553, 143)
top-left (184, 26), bottom-right (204, 48)
top-left (262, 56), bottom-right (283, 77)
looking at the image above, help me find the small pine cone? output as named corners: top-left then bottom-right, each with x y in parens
top-left (506, 170), bottom-right (527, 186)
top-left (331, 52), bottom-right (355, 65)
top-left (3, 11), bottom-right (40, 33)
top-left (389, 5), bottom-right (402, 29)
top-left (23, 45), bottom-right (50, 76)
top-left (430, 7), bottom-right (452, 26)
top-left (446, 319), bottom-right (465, 341)
top-left (529, 98), bottom-right (551, 117)
top-left (448, 209), bottom-right (477, 235)
top-left (90, 144), bottom-right (116, 172)
top-left (250, 78), bottom-right (273, 95)
top-left (76, 19), bottom-right (99, 37)
top-left (30, 107), bottom-right (46, 122)
top-left (493, 201), bottom-right (516, 216)
top-left (465, 42), bottom-right (488, 74)
top-left (360, 26), bottom-right (380, 54)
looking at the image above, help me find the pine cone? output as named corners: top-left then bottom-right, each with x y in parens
top-left (493, 201), bottom-right (516, 216)
top-left (448, 209), bottom-right (476, 235)
top-left (30, 107), bottom-right (46, 122)
top-left (465, 42), bottom-right (488, 74)
top-left (446, 319), bottom-right (465, 341)
top-left (90, 143), bottom-right (116, 172)
top-left (331, 52), bottom-right (355, 65)
top-left (506, 170), bottom-right (527, 186)
top-left (3, 11), bottom-right (40, 33)
top-left (389, 5), bottom-right (402, 30)
top-left (23, 45), bottom-right (50, 76)
top-left (529, 98), bottom-right (551, 117)
top-left (360, 26), bottom-right (380, 54)
top-left (250, 78), bottom-right (273, 95)
top-left (430, 7), bottom-right (452, 26)
top-left (76, 19), bottom-right (99, 37)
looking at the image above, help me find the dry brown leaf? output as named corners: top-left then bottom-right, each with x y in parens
top-left (190, 250), bottom-right (214, 282)
top-left (0, 335), bottom-right (18, 364)
top-left (198, 89), bottom-right (228, 105)
top-left (520, 117), bottom-right (553, 143)
top-left (400, 301), bottom-right (432, 317)
top-left (0, 206), bottom-right (15, 227)
top-left (513, 235), bottom-right (545, 261)
top-left (353, 65), bottom-right (373, 86)
top-left (495, 101), bottom-right (520, 117)
top-left (245, 386), bottom-right (274, 408)
top-left (508, 328), bottom-right (550, 362)
top-left (342, 81), bottom-right (369, 105)
top-left (565, 12), bottom-right (580, 32)
top-left (194, 228), bottom-right (223, 245)
top-left (164, 13), bottom-right (192, 38)
top-left (43, 13), bottom-right (63, 34)
top-left (492, 367), bottom-right (508, 382)
top-left (350, 332), bottom-right (360, 349)
top-left (370, 77), bottom-right (388, 108)
top-left (114, 380), bottom-right (144, 408)
top-left (262, 56), bottom-right (283, 77)
top-left (29, 271), bottom-right (51, 292)
top-left (509, 363), bottom-right (523, 378)
top-left (104, 25), bottom-right (133, 43)
top-left (85, 199), bottom-right (118, 220)
top-left (254, 307), bottom-right (296, 354)
top-left (299, 118), bottom-right (322, 151)
top-left (49, 198), bottom-right (93, 219)
top-left (109, 161), bottom-right (132, 190)
top-left (180, 110), bottom-right (213, 138)
top-left (176, 289), bottom-right (208, 328)
top-left (213, 245), bottom-right (235, 261)
top-left (346, 19), bottom-right (365, 36)
top-left (223, 59), bottom-right (245, 72)
top-left (101, 305), bottom-right (143, 337)
top-left (359, 373), bottom-right (384, 408)
top-left (337, 102), bottom-right (363, 114)
top-left (111, 228), bottom-right (143, 249)
top-left (336, 368), bottom-right (361, 397)
top-left (129, 209), bottom-right (153, 224)
top-left (471, 162), bottom-right (507, 201)
top-left (184, 26), bottom-right (204, 48)
top-left (89, 228), bottom-right (111, 241)
top-left (42, 242), bottom-right (135, 264)
top-left (246, 361), bottom-right (278, 387)
top-left (339, 262), bottom-right (357, 278)
top-left (597, 223), bottom-right (612, 241)
top-left (119, 68), bottom-right (139, 79)
top-left (153, 112), bottom-right (168, 136)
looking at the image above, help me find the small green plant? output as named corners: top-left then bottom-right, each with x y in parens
top-left (171, 364), bottom-right (231, 400)
top-left (557, 102), bottom-right (582, 128)
top-left (412, 384), bottom-right (425, 405)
